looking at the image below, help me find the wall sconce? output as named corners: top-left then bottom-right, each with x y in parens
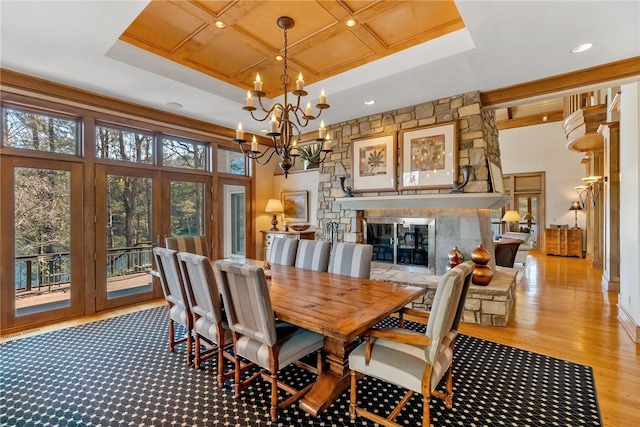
top-left (568, 201), bottom-right (582, 229)
top-left (265, 199), bottom-right (284, 231)
top-left (502, 210), bottom-right (522, 232)
top-left (575, 175), bottom-right (603, 207)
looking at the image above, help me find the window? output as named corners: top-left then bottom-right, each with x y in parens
top-left (217, 148), bottom-right (247, 175)
top-left (162, 136), bottom-right (207, 170)
top-left (95, 123), bottom-right (154, 163)
top-left (2, 106), bottom-right (78, 154)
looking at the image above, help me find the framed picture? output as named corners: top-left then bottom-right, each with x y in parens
top-left (489, 161), bottom-right (505, 193)
top-left (281, 191), bottom-right (308, 223)
top-left (398, 121), bottom-right (458, 190)
top-left (351, 133), bottom-right (397, 192)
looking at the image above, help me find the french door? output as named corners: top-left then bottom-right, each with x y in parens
top-left (0, 156), bottom-right (84, 330)
top-left (217, 178), bottom-right (252, 260)
top-left (95, 166), bottom-right (212, 310)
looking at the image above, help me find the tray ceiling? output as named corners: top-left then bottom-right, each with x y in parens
top-left (120, 0), bottom-right (465, 97)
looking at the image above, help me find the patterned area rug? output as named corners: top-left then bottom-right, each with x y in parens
top-left (1, 307), bottom-right (601, 426)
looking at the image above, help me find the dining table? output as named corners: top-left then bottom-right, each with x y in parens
top-left (224, 258), bottom-right (425, 417)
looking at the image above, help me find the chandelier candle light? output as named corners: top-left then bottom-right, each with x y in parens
top-left (233, 16), bottom-right (333, 178)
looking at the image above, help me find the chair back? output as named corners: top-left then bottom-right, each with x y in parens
top-left (213, 260), bottom-right (277, 346)
top-left (176, 252), bottom-right (224, 324)
top-left (494, 240), bottom-right (521, 267)
top-left (424, 263), bottom-right (467, 362)
top-left (450, 261), bottom-right (475, 332)
top-left (295, 240), bottom-right (331, 272)
top-left (165, 236), bottom-right (209, 258)
top-left (269, 238), bottom-right (298, 266)
top-left (328, 243), bottom-right (373, 278)
top-left (153, 247), bottom-right (187, 308)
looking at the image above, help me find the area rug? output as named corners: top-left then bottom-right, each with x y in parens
top-left (1, 307), bottom-right (601, 426)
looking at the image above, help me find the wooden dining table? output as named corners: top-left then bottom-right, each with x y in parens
top-left (226, 259), bottom-right (425, 417)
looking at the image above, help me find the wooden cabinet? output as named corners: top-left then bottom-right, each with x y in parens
top-left (545, 228), bottom-right (583, 257)
top-left (261, 230), bottom-right (315, 261)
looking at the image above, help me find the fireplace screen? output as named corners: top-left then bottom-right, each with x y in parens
top-left (365, 217), bottom-right (435, 271)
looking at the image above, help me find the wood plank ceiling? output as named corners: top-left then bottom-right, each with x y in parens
top-left (120, 0), bottom-right (465, 97)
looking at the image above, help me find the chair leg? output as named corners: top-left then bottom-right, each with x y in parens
top-left (194, 334), bottom-right (201, 368)
top-left (422, 395), bottom-right (430, 427)
top-left (168, 319), bottom-right (175, 352)
top-left (349, 370), bottom-right (357, 420)
top-left (444, 365), bottom-right (454, 409)
top-left (270, 372), bottom-right (278, 422)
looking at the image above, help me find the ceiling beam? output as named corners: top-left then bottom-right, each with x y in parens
top-left (497, 110), bottom-right (564, 130)
top-left (481, 56), bottom-right (640, 107)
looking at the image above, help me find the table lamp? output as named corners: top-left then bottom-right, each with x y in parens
top-left (265, 199), bottom-right (284, 231)
top-left (569, 201), bottom-right (582, 229)
top-left (502, 210), bottom-right (521, 232)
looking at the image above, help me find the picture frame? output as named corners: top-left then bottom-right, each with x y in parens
top-left (281, 190), bottom-right (308, 223)
top-left (489, 161), bottom-right (505, 193)
top-left (398, 121), bottom-right (458, 190)
top-left (351, 133), bottom-right (397, 192)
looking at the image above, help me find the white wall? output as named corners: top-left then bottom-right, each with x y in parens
top-left (499, 121), bottom-right (587, 228)
top-left (619, 82), bottom-right (640, 337)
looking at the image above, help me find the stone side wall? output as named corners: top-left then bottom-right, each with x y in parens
top-left (315, 91), bottom-right (501, 273)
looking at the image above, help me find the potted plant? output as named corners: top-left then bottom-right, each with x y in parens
top-left (299, 143), bottom-right (321, 170)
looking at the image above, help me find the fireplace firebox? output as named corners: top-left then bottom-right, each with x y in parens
top-left (364, 217), bottom-right (435, 272)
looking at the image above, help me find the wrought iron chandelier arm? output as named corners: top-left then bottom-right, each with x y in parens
top-left (238, 142), bottom-right (278, 164)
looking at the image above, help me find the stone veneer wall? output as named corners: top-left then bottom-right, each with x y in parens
top-left (314, 91), bottom-right (501, 274)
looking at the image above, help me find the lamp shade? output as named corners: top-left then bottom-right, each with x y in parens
top-left (569, 201), bottom-right (582, 211)
top-left (501, 210), bottom-right (521, 222)
top-left (521, 213), bottom-right (533, 221)
top-left (265, 199), bottom-right (284, 213)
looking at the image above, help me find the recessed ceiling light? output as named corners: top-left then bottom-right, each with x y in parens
top-left (364, 100), bottom-right (375, 106)
top-left (542, 115), bottom-right (548, 122)
top-left (275, 55), bottom-right (283, 61)
top-left (166, 102), bottom-right (183, 109)
top-left (260, 129), bottom-right (268, 133)
top-left (346, 19), bottom-right (357, 28)
top-left (571, 43), bottom-right (593, 53)
top-left (214, 21), bottom-right (226, 29)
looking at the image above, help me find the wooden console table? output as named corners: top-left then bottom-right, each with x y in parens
top-left (545, 228), bottom-right (583, 257)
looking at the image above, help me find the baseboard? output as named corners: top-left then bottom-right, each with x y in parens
top-left (601, 271), bottom-right (620, 292)
top-left (618, 303), bottom-right (640, 343)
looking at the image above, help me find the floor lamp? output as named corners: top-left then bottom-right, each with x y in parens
top-left (569, 201), bottom-right (582, 229)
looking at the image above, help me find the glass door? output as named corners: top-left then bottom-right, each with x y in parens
top-left (163, 172), bottom-right (210, 241)
top-left (95, 165), bottom-right (161, 310)
top-left (217, 179), bottom-right (251, 259)
top-left (0, 156), bottom-right (83, 330)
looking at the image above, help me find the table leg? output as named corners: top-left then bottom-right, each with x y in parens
top-left (299, 336), bottom-right (358, 416)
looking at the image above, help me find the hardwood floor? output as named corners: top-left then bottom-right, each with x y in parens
top-left (2, 253), bottom-right (638, 427)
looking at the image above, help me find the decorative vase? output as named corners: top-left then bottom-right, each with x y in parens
top-left (471, 243), bottom-right (493, 286)
top-left (447, 246), bottom-right (464, 270)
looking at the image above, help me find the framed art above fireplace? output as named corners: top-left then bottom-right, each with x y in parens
top-left (398, 121), bottom-right (458, 190)
top-left (351, 133), bottom-right (397, 192)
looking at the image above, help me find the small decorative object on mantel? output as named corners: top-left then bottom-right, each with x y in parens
top-left (471, 243), bottom-right (493, 286)
top-left (339, 176), bottom-right (353, 197)
top-left (447, 246), bottom-right (464, 270)
top-left (451, 165), bottom-right (471, 193)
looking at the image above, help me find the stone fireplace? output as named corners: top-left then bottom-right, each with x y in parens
top-left (314, 91), bottom-right (509, 275)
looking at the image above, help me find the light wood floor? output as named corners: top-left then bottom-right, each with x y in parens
top-left (3, 253), bottom-right (638, 427)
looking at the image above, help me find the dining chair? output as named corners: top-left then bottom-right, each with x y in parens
top-left (152, 247), bottom-right (193, 363)
top-left (348, 261), bottom-right (470, 427)
top-left (165, 235), bottom-right (209, 258)
top-left (494, 239), bottom-right (522, 267)
top-left (176, 252), bottom-right (234, 386)
top-left (328, 242), bottom-right (373, 278)
top-left (294, 240), bottom-right (331, 272)
top-left (213, 259), bottom-right (325, 422)
top-left (268, 237), bottom-right (298, 266)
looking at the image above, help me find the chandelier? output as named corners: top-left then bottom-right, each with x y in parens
top-left (233, 16), bottom-right (333, 178)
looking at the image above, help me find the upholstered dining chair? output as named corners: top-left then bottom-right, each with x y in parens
top-left (294, 240), bottom-right (331, 272)
top-left (328, 242), bottom-right (373, 278)
top-left (494, 239), bottom-right (522, 268)
top-left (348, 262), bottom-right (469, 427)
top-left (152, 247), bottom-right (193, 363)
top-left (213, 259), bottom-right (324, 422)
top-left (176, 252), bottom-right (234, 386)
top-left (165, 235), bottom-right (209, 258)
top-left (269, 237), bottom-right (299, 266)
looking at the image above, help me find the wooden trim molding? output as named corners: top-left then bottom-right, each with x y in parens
top-left (497, 110), bottom-right (564, 130)
top-left (481, 56), bottom-right (640, 107)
